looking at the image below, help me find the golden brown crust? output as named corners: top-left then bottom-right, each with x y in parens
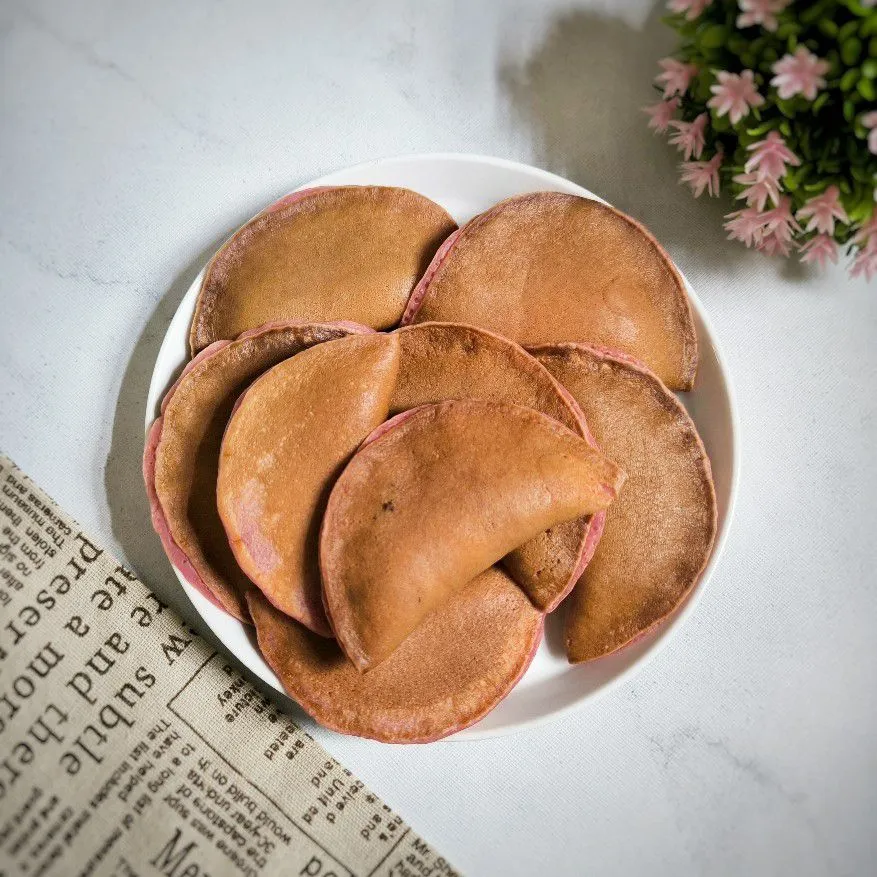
top-left (150, 322), bottom-right (361, 620)
top-left (391, 321), bottom-right (600, 611)
top-left (247, 567), bottom-right (543, 743)
top-left (190, 186), bottom-right (456, 354)
top-left (320, 399), bottom-right (625, 670)
top-left (216, 334), bottom-right (400, 636)
top-left (531, 343), bottom-right (716, 662)
top-left (406, 192), bottom-right (697, 391)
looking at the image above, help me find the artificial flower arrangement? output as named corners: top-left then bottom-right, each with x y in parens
top-left (645, 0), bottom-right (877, 279)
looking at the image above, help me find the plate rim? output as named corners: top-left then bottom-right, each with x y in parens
top-left (145, 152), bottom-right (740, 741)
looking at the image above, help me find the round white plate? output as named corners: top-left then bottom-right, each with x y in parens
top-left (146, 154), bottom-right (739, 741)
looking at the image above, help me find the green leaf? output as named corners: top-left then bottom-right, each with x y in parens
top-left (850, 201), bottom-right (874, 223)
top-left (818, 19), bottom-right (838, 37)
top-left (779, 120), bottom-right (792, 137)
top-left (846, 0), bottom-right (875, 19)
top-left (746, 120), bottom-right (780, 136)
top-left (863, 60), bottom-right (877, 80)
top-left (858, 77), bottom-right (876, 99)
top-left (801, 0), bottom-right (832, 25)
top-left (812, 92), bottom-right (830, 113)
top-left (694, 71), bottom-right (714, 103)
top-left (841, 68), bottom-right (861, 91)
top-left (864, 16), bottom-right (877, 37)
top-left (727, 31), bottom-right (747, 52)
top-left (842, 37), bottom-right (863, 65)
top-left (839, 20), bottom-right (861, 42)
top-left (844, 99), bottom-right (857, 122)
top-left (701, 25), bottom-right (729, 48)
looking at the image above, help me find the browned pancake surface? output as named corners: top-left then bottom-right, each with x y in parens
top-left (217, 334), bottom-right (400, 635)
top-left (392, 321), bottom-right (601, 611)
top-left (149, 322), bottom-right (362, 620)
top-left (320, 400), bottom-right (625, 670)
top-left (247, 567), bottom-right (543, 742)
top-left (533, 344), bottom-right (716, 662)
top-left (405, 192), bottom-right (697, 390)
top-left (191, 186), bottom-right (456, 353)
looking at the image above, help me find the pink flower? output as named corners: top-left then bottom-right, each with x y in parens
top-left (757, 228), bottom-right (792, 257)
top-left (850, 238), bottom-right (877, 282)
top-left (761, 196), bottom-right (801, 239)
top-left (798, 234), bottom-right (839, 269)
top-left (745, 130), bottom-right (800, 180)
top-left (796, 186), bottom-right (848, 235)
top-left (667, 0), bottom-right (712, 19)
top-left (862, 111), bottom-right (877, 155)
top-left (733, 171), bottom-right (781, 211)
top-left (680, 151), bottom-right (723, 198)
top-left (668, 113), bottom-right (708, 160)
top-left (725, 207), bottom-right (768, 247)
top-left (771, 47), bottom-right (830, 100)
top-left (655, 58), bottom-right (698, 98)
top-left (853, 214), bottom-right (877, 247)
top-left (736, 0), bottom-right (791, 32)
top-left (642, 97), bottom-right (680, 133)
top-left (725, 196), bottom-right (799, 254)
top-left (708, 70), bottom-right (765, 124)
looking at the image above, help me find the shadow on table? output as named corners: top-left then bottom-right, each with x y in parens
top-left (499, 3), bottom-right (752, 275)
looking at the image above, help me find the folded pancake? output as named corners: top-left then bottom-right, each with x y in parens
top-left (532, 344), bottom-right (717, 662)
top-left (402, 192), bottom-right (697, 391)
top-left (144, 321), bottom-right (368, 621)
top-left (392, 322), bottom-right (604, 611)
top-left (247, 567), bottom-right (543, 743)
top-left (217, 334), bottom-right (400, 636)
top-left (321, 400), bottom-right (626, 670)
top-left (190, 186), bottom-right (456, 354)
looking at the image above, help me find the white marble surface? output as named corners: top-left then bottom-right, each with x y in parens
top-left (1, 1), bottom-right (875, 874)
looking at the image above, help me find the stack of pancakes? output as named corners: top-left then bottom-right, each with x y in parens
top-left (145, 186), bottom-right (717, 742)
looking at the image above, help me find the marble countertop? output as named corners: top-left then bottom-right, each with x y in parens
top-left (2, 1), bottom-right (875, 874)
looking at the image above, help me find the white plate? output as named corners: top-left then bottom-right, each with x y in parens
top-left (146, 154), bottom-right (739, 741)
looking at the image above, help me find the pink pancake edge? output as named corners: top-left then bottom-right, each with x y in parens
top-left (145, 320), bottom-right (375, 623)
top-left (260, 186), bottom-right (339, 216)
top-left (528, 341), bottom-right (652, 376)
top-left (143, 417), bottom-right (230, 616)
top-left (400, 198), bottom-right (518, 326)
top-left (400, 227), bottom-right (463, 324)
